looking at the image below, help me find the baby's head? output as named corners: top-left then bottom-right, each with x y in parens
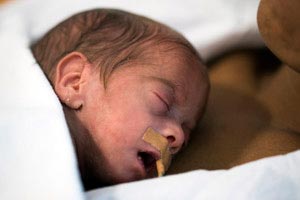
top-left (31, 9), bottom-right (209, 189)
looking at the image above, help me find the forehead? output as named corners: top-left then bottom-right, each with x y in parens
top-left (108, 39), bottom-right (207, 92)
top-left (138, 46), bottom-right (207, 110)
top-left (138, 43), bottom-right (203, 76)
top-left (107, 42), bottom-right (207, 101)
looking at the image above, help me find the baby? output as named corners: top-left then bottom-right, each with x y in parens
top-left (31, 9), bottom-right (209, 189)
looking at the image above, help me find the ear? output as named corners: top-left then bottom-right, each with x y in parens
top-left (54, 52), bottom-right (91, 110)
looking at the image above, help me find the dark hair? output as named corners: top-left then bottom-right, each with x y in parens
top-left (31, 8), bottom-right (203, 87)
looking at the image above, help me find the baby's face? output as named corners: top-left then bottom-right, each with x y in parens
top-left (75, 48), bottom-right (208, 187)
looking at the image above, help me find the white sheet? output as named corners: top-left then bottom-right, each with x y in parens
top-left (0, 6), bottom-right (84, 200)
top-left (87, 150), bottom-right (300, 200)
top-left (0, 0), bottom-right (264, 61)
top-left (0, 0), bottom-right (299, 200)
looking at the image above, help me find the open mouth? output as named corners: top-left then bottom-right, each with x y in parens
top-left (137, 151), bottom-right (158, 175)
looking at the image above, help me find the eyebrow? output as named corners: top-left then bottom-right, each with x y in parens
top-left (146, 76), bottom-right (178, 98)
top-left (147, 76), bottom-right (176, 90)
top-left (145, 76), bottom-right (187, 105)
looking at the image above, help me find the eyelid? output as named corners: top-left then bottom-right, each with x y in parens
top-left (154, 92), bottom-right (170, 111)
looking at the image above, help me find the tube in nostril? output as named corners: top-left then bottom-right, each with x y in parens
top-left (142, 127), bottom-right (172, 176)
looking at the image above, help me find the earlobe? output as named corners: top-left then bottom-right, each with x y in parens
top-left (54, 51), bottom-right (91, 110)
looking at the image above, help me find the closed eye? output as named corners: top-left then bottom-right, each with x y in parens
top-left (154, 92), bottom-right (170, 111)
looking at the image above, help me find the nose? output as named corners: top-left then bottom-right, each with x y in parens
top-left (159, 124), bottom-right (185, 154)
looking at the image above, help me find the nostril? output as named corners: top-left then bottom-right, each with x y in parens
top-left (160, 125), bottom-right (185, 153)
top-left (166, 133), bottom-right (184, 154)
top-left (167, 135), bottom-right (175, 144)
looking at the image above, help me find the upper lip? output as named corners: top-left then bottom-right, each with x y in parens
top-left (141, 144), bottom-right (161, 161)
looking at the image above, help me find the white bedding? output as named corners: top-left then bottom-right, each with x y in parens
top-left (87, 151), bottom-right (300, 200)
top-left (0, 0), bottom-right (299, 200)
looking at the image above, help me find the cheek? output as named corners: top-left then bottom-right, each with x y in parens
top-left (95, 93), bottom-right (153, 144)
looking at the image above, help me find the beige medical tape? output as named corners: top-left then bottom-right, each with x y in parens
top-left (142, 127), bottom-right (171, 177)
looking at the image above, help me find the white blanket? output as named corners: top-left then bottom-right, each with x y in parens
top-left (0, 0), bottom-right (299, 200)
top-left (87, 151), bottom-right (300, 200)
top-left (0, 3), bottom-right (84, 200)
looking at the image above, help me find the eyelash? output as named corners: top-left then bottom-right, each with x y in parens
top-left (154, 92), bottom-right (170, 112)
